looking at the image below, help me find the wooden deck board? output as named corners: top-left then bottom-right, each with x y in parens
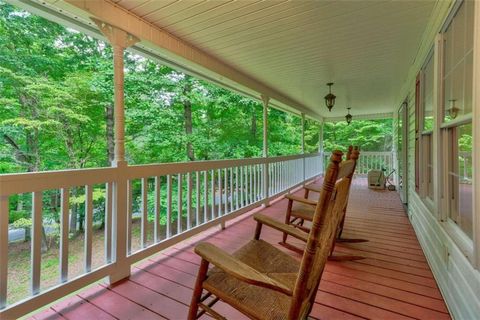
top-left (29, 178), bottom-right (450, 320)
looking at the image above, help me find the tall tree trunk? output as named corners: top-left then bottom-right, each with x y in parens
top-left (106, 103), bottom-right (115, 165)
top-left (69, 188), bottom-right (78, 233)
top-left (250, 106), bottom-right (257, 143)
top-left (25, 129), bottom-right (40, 172)
top-left (16, 200), bottom-right (23, 211)
top-left (183, 78), bottom-right (195, 161)
top-left (184, 101), bottom-right (194, 161)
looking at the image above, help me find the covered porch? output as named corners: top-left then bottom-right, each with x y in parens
top-left (29, 178), bottom-right (450, 320)
top-left (0, 0), bottom-right (479, 319)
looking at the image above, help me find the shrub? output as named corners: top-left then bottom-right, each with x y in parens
top-left (9, 210), bottom-right (29, 223)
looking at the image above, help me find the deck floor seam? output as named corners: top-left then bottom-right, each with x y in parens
top-left (321, 278), bottom-right (449, 314)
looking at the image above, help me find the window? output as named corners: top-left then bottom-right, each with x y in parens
top-left (415, 51), bottom-right (434, 202)
top-left (423, 132), bottom-right (434, 199)
top-left (423, 54), bottom-right (435, 131)
top-left (421, 53), bottom-right (434, 201)
top-left (443, 0), bottom-right (474, 121)
top-left (441, 1), bottom-right (474, 240)
top-left (446, 123), bottom-right (472, 238)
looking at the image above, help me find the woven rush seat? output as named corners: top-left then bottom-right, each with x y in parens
top-left (290, 202), bottom-right (315, 221)
top-left (203, 239), bottom-right (299, 320)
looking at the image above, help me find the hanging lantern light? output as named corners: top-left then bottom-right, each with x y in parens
top-left (345, 107), bottom-right (352, 125)
top-left (324, 82), bottom-right (336, 112)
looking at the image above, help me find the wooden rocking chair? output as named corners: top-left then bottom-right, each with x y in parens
top-left (281, 146), bottom-right (366, 260)
top-left (188, 151), bottom-right (353, 320)
top-left (303, 146), bottom-right (362, 241)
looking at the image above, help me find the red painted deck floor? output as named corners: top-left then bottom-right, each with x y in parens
top-left (30, 178), bottom-right (451, 320)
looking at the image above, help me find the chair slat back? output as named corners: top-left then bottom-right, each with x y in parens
top-left (338, 160), bottom-right (355, 180)
top-left (343, 146), bottom-right (360, 209)
top-left (288, 151), bottom-right (356, 319)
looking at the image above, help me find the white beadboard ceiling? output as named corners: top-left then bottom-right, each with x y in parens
top-left (110, 0), bottom-right (435, 118)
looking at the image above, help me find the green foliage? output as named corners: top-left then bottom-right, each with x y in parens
top-left (9, 210), bottom-right (28, 223)
top-left (323, 119), bottom-right (393, 152)
top-left (11, 217), bottom-right (31, 229)
top-left (70, 188), bottom-right (105, 205)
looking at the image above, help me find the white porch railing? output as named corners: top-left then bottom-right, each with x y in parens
top-left (323, 151), bottom-right (394, 175)
top-left (0, 152), bottom-right (323, 318)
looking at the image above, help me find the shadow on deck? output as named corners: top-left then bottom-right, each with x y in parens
top-left (30, 178), bottom-right (450, 320)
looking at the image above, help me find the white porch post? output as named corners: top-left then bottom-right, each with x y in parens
top-left (318, 119), bottom-right (324, 174)
top-left (93, 19), bottom-right (139, 283)
top-left (472, 2), bottom-right (480, 268)
top-left (301, 113), bottom-right (306, 185)
top-left (261, 95), bottom-right (270, 206)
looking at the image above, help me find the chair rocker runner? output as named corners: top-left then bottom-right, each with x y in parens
top-left (281, 146), bottom-right (367, 261)
top-left (188, 151), bottom-right (353, 320)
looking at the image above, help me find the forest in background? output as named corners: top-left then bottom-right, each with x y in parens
top-left (323, 119), bottom-right (393, 152)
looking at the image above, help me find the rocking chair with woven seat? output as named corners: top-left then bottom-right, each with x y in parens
top-left (303, 146), bottom-right (357, 200)
top-left (280, 146), bottom-right (365, 260)
top-left (188, 151), bottom-right (353, 320)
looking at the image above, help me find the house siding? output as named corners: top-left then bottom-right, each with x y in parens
top-left (394, 1), bottom-right (480, 318)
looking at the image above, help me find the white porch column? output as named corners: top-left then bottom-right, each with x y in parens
top-left (93, 19), bottom-right (139, 283)
top-left (93, 18), bottom-right (139, 165)
top-left (301, 113), bottom-right (306, 185)
top-left (472, 2), bottom-right (480, 268)
top-left (318, 119), bottom-right (324, 174)
top-left (261, 95), bottom-right (270, 206)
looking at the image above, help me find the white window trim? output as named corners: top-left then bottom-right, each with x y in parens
top-left (418, 49), bottom-right (436, 207)
top-left (436, 0), bottom-right (478, 267)
top-left (440, 113), bottom-right (473, 129)
top-left (473, 0), bottom-right (480, 268)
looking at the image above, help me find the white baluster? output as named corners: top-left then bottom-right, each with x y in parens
top-left (60, 188), bottom-right (70, 281)
top-left (141, 178), bottom-right (148, 248)
top-left (154, 177), bottom-right (161, 243)
top-left (85, 185), bottom-right (93, 272)
top-left (167, 175), bottom-right (172, 238)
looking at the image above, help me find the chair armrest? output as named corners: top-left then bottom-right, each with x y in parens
top-left (254, 213), bottom-right (308, 242)
top-left (285, 194), bottom-right (317, 206)
top-left (195, 242), bottom-right (293, 296)
top-left (305, 184), bottom-right (322, 193)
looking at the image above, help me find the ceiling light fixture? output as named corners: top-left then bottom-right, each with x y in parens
top-left (345, 107), bottom-right (352, 125)
top-left (324, 82), bottom-right (336, 112)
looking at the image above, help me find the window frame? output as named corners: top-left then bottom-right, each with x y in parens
top-left (415, 49), bottom-right (436, 211)
top-left (437, 0), bottom-right (475, 262)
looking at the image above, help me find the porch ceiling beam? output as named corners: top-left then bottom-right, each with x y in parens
top-left (54, 0), bottom-right (320, 120)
